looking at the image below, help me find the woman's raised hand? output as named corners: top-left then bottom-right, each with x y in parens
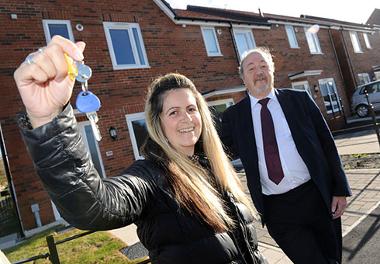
top-left (14, 35), bottom-right (85, 128)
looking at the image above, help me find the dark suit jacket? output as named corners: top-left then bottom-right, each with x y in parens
top-left (221, 89), bottom-right (351, 221)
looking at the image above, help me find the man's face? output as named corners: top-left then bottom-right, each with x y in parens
top-left (242, 52), bottom-right (274, 98)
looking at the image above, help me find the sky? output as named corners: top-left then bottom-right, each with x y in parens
top-left (166, 0), bottom-right (379, 24)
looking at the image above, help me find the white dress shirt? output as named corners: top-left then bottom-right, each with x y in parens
top-left (249, 89), bottom-right (311, 195)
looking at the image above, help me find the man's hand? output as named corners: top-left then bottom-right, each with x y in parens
top-left (331, 196), bottom-right (347, 219)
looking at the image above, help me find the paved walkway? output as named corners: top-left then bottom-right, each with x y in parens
top-left (334, 129), bottom-right (380, 155)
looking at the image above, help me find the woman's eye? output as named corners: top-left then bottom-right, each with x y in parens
top-left (169, 111), bottom-right (177, 116)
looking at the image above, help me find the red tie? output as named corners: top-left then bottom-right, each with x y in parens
top-left (259, 98), bottom-right (284, 185)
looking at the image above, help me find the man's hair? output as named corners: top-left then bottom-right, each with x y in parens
top-left (144, 73), bottom-right (257, 231)
top-left (238, 47), bottom-right (275, 79)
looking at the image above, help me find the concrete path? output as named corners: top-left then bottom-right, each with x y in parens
top-left (334, 129), bottom-right (380, 155)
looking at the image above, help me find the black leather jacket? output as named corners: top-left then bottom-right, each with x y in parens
top-left (19, 105), bottom-right (265, 264)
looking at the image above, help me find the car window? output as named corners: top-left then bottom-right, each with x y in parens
top-left (373, 83), bottom-right (380, 93)
top-left (361, 85), bottom-right (375, 94)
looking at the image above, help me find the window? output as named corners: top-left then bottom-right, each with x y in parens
top-left (42, 20), bottom-right (74, 43)
top-left (304, 27), bottom-right (322, 54)
top-left (285, 25), bottom-right (299, 48)
top-left (78, 121), bottom-right (106, 178)
top-left (291, 81), bottom-right (312, 97)
top-left (318, 78), bottom-right (342, 114)
top-left (375, 71), bottom-right (380, 80)
top-left (358, 73), bottom-right (370, 85)
top-left (103, 22), bottom-right (149, 70)
top-left (363, 33), bottom-right (372, 49)
top-left (126, 112), bottom-right (148, 160)
top-left (360, 82), bottom-right (380, 94)
top-left (350, 31), bottom-right (362, 53)
top-left (201, 27), bottom-right (222, 56)
top-left (208, 99), bottom-right (234, 132)
top-left (233, 29), bottom-right (256, 59)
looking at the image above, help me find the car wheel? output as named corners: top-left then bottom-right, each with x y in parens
top-left (356, 104), bottom-right (369, 117)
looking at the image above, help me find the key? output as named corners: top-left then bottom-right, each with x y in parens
top-left (65, 53), bottom-right (102, 141)
top-left (87, 111), bottom-right (102, 141)
top-left (76, 89), bottom-right (102, 141)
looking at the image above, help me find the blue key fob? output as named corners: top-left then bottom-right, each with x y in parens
top-left (76, 91), bottom-right (101, 113)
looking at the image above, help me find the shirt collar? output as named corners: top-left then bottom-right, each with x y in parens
top-left (248, 89), bottom-right (277, 107)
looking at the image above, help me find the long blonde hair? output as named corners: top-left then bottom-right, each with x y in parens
top-left (144, 73), bottom-right (257, 232)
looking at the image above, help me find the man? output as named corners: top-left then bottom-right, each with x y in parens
top-left (221, 47), bottom-right (351, 264)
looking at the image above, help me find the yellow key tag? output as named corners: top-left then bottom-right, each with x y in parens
top-left (64, 53), bottom-right (78, 81)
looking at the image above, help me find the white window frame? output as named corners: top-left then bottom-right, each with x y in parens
top-left (349, 31), bottom-right (363, 53)
top-left (357, 73), bottom-right (371, 85)
top-left (126, 112), bottom-right (147, 160)
top-left (291, 81), bottom-right (312, 97)
top-left (42, 19), bottom-right (74, 43)
top-left (201, 27), bottom-right (222, 57)
top-left (207, 98), bottom-right (234, 108)
top-left (304, 27), bottom-right (322, 54)
top-left (78, 121), bottom-right (106, 178)
top-left (285, 25), bottom-right (299, 48)
top-left (363, 33), bottom-right (372, 49)
top-left (103, 22), bottom-right (149, 70)
top-left (318, 78), bottom-right (342, 114)
top-left (233, 28), bottom-right (256, 60)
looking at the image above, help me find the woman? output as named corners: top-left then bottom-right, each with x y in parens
top-left (14, 36), bottom-right (267, 264)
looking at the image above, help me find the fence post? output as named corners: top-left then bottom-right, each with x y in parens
top-left (46, 235), bottom-right (60, 264)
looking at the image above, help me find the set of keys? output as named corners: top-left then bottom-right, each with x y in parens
top-left (65, 54), bottom-right (102, 141)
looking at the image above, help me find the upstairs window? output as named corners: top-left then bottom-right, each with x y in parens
top-left (350, 31), bottom-right (362, 53)
top-left (201, 27), bottom-right (222, 56)
top-left (363, 33), bottom-right (372, 49)
top-left (285, 25), bottom-right (299, 48)
top-left (233, 28), bottom-right (256, 59)
top-left (103, 22), bottom-right (149, 70)
top-left (304, 27), bottom-right (322, 54)
top-left (42, 20), bottom-right (74, 43)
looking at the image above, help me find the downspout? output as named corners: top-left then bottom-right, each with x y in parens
top-left (328, 28), bottom-right (347, 124)
top-left (229, 22), bottom-right (241, 66)
top-left (0, 123), bottom-right (25, 238)
top-left (340, 27), bottom-right (357, 92)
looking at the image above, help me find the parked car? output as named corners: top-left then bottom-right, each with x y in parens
top-left (351, 80), bottom-right (380, 117)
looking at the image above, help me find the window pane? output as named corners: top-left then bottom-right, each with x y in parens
top-left (48, 24), bottom-right (70, 39)
top-left (350, 32), bottom-right (362, 53)
top-left (235, 32), bottom-right (255, 58)
top-left (305, 31), bottom-right (317, 53)
top-left (363, 33), bottom-right (371, 49)
top-left (84, 125), bottom-right (104, 178)
top-left (110, 29), bottom-right (135, 65)
top-left (285, 25), bottom-right (298, 48)
top-left (131, 119), bottom-right (148, 155)
top-left (132, 28), bottom-right (145, 65)
top-left (203, 29), bottom-right (219, 53)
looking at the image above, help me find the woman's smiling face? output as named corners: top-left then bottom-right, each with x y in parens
top-left (160, 88), bottom-right (202, 156)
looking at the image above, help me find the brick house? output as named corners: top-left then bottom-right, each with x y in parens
top-left (300, 15), bottom-right (380, 101)
top-left (0, 1), bottom-right (378, 239)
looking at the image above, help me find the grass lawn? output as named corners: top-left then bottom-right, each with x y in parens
top-left (4, 226), bottom-right (147, 264)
